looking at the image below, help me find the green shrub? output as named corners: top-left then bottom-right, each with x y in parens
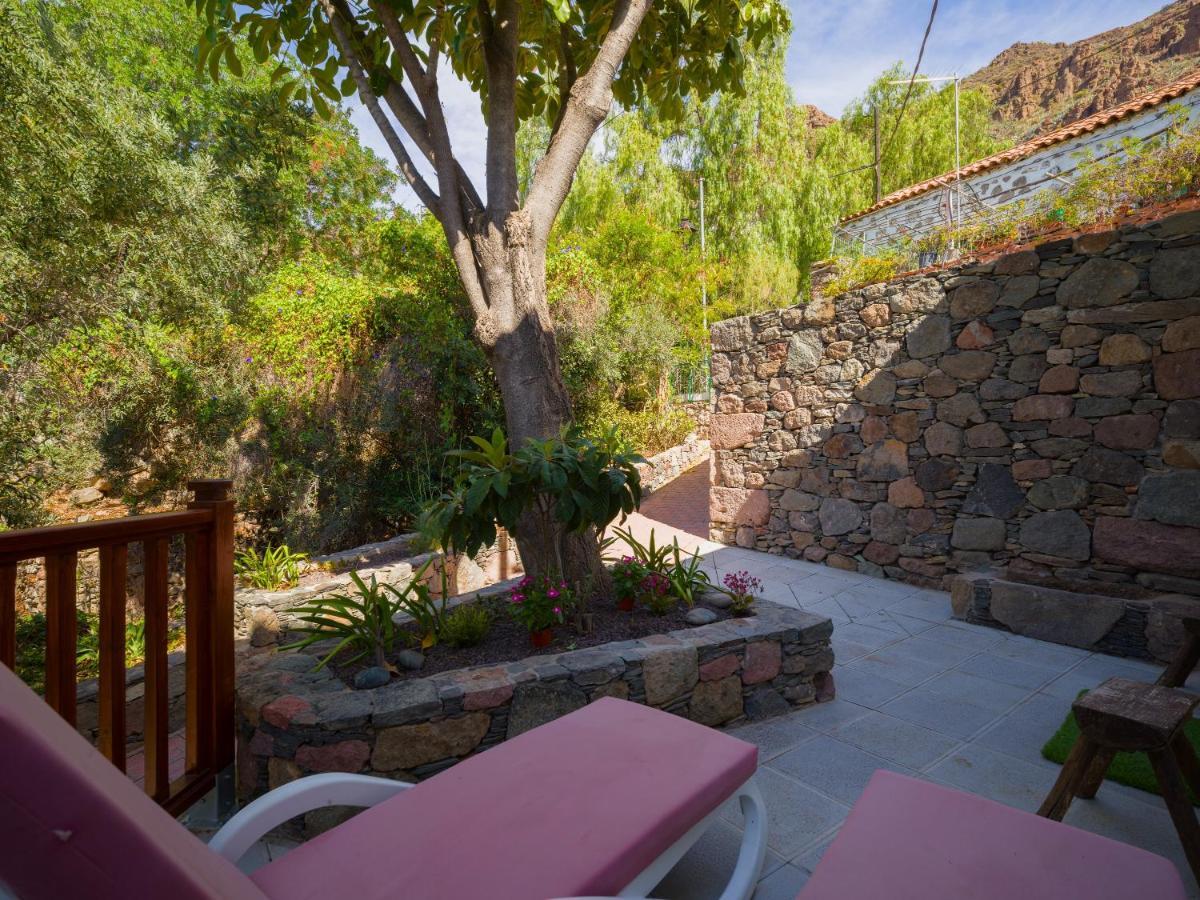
top-left (442, 603), bottom-right (492, 647)
top-left (283, 567), bottom-right (433, 669)
top-left (235, 544), bottom-right (308, 591)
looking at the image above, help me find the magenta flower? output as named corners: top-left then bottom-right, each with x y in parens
top-left (547, 588), bottom-right (559, 599)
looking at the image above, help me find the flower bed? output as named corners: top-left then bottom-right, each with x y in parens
top-left (235, 599), bottom-right (834, 836)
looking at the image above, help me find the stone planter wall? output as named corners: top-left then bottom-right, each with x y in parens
top-left (950, 571), bottom-right (1196, 663)
top-left (237, 533), bottom-right (522, 644)
top-left (637, 436), bottom-right (711, 495)
top-left (709, 210), bottom-right (1200, 603)
top-left (235, 602), bottom-right (833, 834)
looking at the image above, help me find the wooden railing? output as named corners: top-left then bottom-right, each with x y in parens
top-left (0, 479), bottom-right (235, 816)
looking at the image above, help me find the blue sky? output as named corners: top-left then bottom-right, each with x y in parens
top-left (353, 0), bottom-right (1170, 209)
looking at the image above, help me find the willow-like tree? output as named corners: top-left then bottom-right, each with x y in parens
top-left (185, 0), bottom-right (788, 582)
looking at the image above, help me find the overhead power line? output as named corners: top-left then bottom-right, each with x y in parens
top-left (880, 0), bottom-right (939, 164)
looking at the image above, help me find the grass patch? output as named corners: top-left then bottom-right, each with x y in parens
top-left (1042, 691), bottom-right (1200, 805)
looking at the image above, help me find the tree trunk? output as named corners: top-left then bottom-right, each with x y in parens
top-left (476, 216), bottom-right (610, 600)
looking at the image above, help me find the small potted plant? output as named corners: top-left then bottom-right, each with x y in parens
top-left (509, 574), bottom-right (571, 647)
top-left (639, 571), bottom-right (674, 616)
top-left (722, 570), bottom-right (762, 617)
top-left (612, 556), bottom-right (646, 612)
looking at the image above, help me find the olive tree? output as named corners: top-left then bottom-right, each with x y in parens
top-left (185, 0), bottom-right (788, 583)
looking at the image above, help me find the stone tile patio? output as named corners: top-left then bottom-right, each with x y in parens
top-left (226, 540), bottom-right (1195, 897)
top-left (656, 545), bottom-right (1197, 899)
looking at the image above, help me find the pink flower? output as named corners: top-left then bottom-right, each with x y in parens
top-left (547, 588), bottom-right (559, 599)
top-left (553, 606), bottom-right (561, 615)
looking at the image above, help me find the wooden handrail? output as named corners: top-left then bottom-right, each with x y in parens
top-left (0, 509), bottom-right (214, 563)
top-left (0, 479), bottom-right (235, 817)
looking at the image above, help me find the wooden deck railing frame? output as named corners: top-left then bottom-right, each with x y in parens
top-left (0, 479), bottom-right (235, 817)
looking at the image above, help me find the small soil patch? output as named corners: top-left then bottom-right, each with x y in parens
top-left (310, 598), bottom-right (738, 687)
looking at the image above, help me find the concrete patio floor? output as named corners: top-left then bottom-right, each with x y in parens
top-left (654, 545), bottom-right (1198, 899)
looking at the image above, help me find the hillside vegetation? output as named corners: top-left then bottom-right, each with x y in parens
top-left (1, 0), bottom-right (998, 554)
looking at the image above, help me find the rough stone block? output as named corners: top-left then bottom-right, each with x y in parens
top-left (1095, 516), bottom-right (1200, 578)
top-left (1154, 349), bottom-right (1200, 400)
top-left (989, 581), bottom-right (1124, 649)
top-left (1057, 257), bottom-right (1139, 308)
top-left (1013, 394), bottom-right (1074, 421)
top-left (1136, 471), bottom-right (1200, 528)
top-left (710, 413), bottom-right (766, 450)
top-left (373, 713), bottom-right (490, 771)
top-left (689, 675), bottom-right (744, 726)
top-left (709, 486), bottom-right (770, 526)
top-left (1093, 414), bottom-right (1159, 451)
top-left (818, 498), bottom-right (863, 536)
top-left (1163, 316), bottom-right (1200, 353)
top-left (856, 439), bottom-right (908, 482)
top-left (642, 647), bottom-right (698, 706)
top-left (951, 517), bottom-right (1006, 551)
top-left (905, 315), bottom-right (952, 358)
top-left (962, 464), bottom-right (1025, 519)
top-left (1150, 245), bottom-right (1200, 299)
top-left (1019, 510), bottom-right (1091, 561)
top-left (1099, 334), bottom-right (1151, 366)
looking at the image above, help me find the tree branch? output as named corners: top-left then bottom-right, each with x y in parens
top-left (549, 23), bottom-right (578, 137)
top-left (526, 0), bottom-right (651, 245)
top-left (481, 0), bottom-right (520, 222)
top-left (371, 0), bottom-right (490, 323)
top-left (317, 0), bottom-right (441, 213)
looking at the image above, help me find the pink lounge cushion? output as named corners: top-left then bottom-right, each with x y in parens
top-left (251, 696), bottom-right (758, 900)
top-left (799, 770), bottom-right (1187, 900)
top-left (0, 663), bottom-right (264, 900)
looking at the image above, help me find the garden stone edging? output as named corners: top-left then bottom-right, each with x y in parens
top-left (235, 601), bottom-right (833, 836)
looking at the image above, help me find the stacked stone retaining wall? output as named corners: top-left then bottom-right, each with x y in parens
top-left (235, 602), bottom-right (833, 835)
top-left (709, 210), bottom-right (1200, 602)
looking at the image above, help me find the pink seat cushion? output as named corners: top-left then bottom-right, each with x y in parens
top-left (799, 770), bottom-right (1186, 900)
top-left (252, 696), bottom-right (757, 900)
top-left (0, 663), bottom-right (264, 899)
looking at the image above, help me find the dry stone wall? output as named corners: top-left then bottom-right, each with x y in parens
top-left (709, 209), bottom-right (1200, 598)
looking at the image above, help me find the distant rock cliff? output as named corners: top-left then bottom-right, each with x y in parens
top-left (965, 0), bottom-right (1200, 141)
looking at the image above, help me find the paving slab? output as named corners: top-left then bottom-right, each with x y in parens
top-left (718, 767), bottom-right (850, 860)
top-left (956, 651), bottom-right (1069, 689)
top-left (881, 687), bottom-right (1003, 740)
top-left (769, 735), bottom-right (917, 805)
top-left (828, 710), bottom-right (962, 770)
top-left (651, 818), bottom-right (785, 900)
top-left (826, 665), bottom-right (911, 708)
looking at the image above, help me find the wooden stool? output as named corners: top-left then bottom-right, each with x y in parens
top-left (1038, 677), bottom-right (1200, 882)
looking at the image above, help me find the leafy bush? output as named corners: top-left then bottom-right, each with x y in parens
top-left (822, 253), bottom-right (905, 296)
top-left (421, 427), bottom-right (644, 579)
top-left (441, 604), bottom-right (492, 648)
top-left (235, 544), bottom-right (308, 591)
top-left (639, 572), bottom-right (675, 615)
top-left (283, 570), bottom-right (427, 669)
top-left (722, 570), bottom-right (762, 616)
top-left (612, 526), bottom-right (708, 606)
top-left (507, 575), bottom-right (571, 633)
top-left (611, 556), bottom-right (647, 602)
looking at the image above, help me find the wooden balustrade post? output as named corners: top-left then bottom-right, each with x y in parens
top-left (187, 478), bottom-right (235, 817)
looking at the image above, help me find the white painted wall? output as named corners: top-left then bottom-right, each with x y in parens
top-left (836, 85), bottom-right (1200, 252)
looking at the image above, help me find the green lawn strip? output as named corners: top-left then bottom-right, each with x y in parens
top-left (1041, 691), bottom-right (1200, 806)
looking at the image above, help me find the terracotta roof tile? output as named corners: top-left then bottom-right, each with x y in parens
top-left (840, 68), bottom-right (1200, 225)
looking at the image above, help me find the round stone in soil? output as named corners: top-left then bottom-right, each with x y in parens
top-left (686, 608), bottom-right (719, 626)
top-left (396, 649), bottom-right (425, 671)
top-left (700, 589), bottom-right (733, 609)
top-left (353, 665), bottom-right (391, 690)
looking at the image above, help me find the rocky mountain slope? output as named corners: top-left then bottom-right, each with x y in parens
top-left (965, 0), bottom-right (1200, 141)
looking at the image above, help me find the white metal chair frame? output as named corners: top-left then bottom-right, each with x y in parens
top-left (210, 771), bottom-right (768, 900)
